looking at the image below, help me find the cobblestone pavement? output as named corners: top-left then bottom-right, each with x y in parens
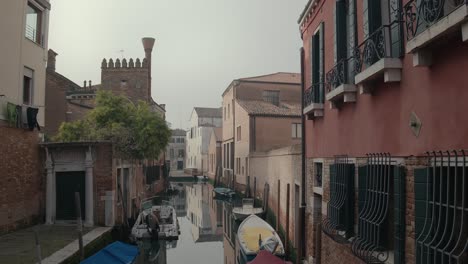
top-left (0, 225), bottom-right (92, 264)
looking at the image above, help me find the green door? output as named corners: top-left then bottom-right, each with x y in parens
top-left (56, 171), bottom-right (85, 220)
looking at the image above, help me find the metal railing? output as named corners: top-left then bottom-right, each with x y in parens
top-left (416, 150), bottom-right (468, 264)
top-left (351, 153), bottom-right (393, 264)
top-left (404, 0), bottom-right (467, 40)
top-left (354, 22), bottom-right (403, 74)
top-left (322, 155), bottom-right (355, 244)
top-left (304, 82), bottom-right (324, 107)
top-left (325, 58), bottom-right (352, 92)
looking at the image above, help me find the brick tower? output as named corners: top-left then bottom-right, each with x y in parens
top-left (100, 37), bottom-right (155, 104)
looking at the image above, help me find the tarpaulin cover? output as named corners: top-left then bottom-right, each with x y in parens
top-left (80, 241), bottom-right (138, 264)
top-left (248, 250), bottom-right (292, 264)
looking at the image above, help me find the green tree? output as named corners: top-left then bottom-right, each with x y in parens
top-left (54, 90), bottom-right (170, 160)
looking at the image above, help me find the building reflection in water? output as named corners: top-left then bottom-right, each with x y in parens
top-left (135, 183), bottom-right (230, 263)
top-left (186, 183), bottom-right (223, 242)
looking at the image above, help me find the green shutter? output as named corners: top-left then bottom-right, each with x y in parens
top-left (319, 22), bottom-right (325, 103)
top-left (358, 165), bottom-right (368, 214)
top-left (344, 163), bottom-right (355, 238)
top-left (367, 0), bottom-right (381, 34)
top-left (394, 166), bottom-right (406, 264)
top-left (336, 0), bottom-right (347, 61)
top-left (414, 167), bottom-right (430, 237)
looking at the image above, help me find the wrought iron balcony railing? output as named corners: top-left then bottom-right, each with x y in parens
top-left (325, 58), bottom-right (351, 92)
top-left (404, 0), bottom-right (467, 40)
top-left (354, 23), bottom-right (403, 74)
top-left (304, 82), bottom-right (324, 107)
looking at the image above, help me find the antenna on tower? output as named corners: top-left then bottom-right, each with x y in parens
top-left (116, 49), bottom-right (125, 59)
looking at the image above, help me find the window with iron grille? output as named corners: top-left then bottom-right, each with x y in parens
top-left (351, 153), bottom-right (405, 264)
top-left (262, 90), bottom-right (280, 106)
top-left (415, 151), bottom-right (468, 264)
top-left (322, 156), bottom-right (355, 243)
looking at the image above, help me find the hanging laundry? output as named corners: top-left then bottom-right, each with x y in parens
top-left (15, 105), bottom-right (22, 128)
top-left (26, 107), bottom-right (40, 131)
top-left (6, 102), bottom-right (17, 127)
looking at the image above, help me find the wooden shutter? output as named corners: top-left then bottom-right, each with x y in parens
top-left (335, 0), bottom-right (347, 61)
top-left (319, 22), bottom-right (325, 102)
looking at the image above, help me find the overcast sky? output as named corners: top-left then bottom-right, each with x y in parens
top-left (49, 0), bottom-right (308, 130)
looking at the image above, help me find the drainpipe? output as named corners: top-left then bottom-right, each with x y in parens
top-left (299, 47), bottom-right (307, 263)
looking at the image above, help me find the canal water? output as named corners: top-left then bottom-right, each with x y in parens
top-left (134, 182), bottom-right (240, 264)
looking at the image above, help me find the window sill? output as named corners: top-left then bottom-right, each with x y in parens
top-left (303, 103), bottom-right (324, 120)
top-left (355, 58), bottom-right (402, 94)
top-left (325, 84), bottom-right (357, 108)
top-left (313, 186), bottom-right (323, 195)
top-left (25, 37), bottom-right (45, 49)
top-left (408, 5), bottom-right (468, 66)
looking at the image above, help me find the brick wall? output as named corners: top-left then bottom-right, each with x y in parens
top-left (93, 143), bottom-right (115, 226)
top-left (0, 125), bottom-right (43, 235)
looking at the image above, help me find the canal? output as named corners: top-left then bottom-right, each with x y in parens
top-left (134, 182), bottom-right (239, 264)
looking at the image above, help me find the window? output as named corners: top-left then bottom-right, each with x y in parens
top-left (414, 151), bottom-right (468, 264)
top-left (237, 126), bottom-right (241, 141)
top-left (180, 138), bottom-right (185, 143)
top-left (292, 123), bottom-right (302, 138)
top-left (224, 107), bottom-right (226, 120)
top-left (314, 162), bottom-right (323, 187)
top-left (228, 104), bottom-right (230, 119)
top-left (170, 149), bottom-right (174, 159)
top-left (309, 23), bottom-right (324, 103)
top-left (322, 156), bottom-right (355, 242)
top-left (23, 67), bottom-right (34, 105)
top-left (262, 90), bottom-right (280, 106)
top-left (25, 2), bottom-right (43, 45)
top-left (117, 169), bottom-right (121, 202)
top-left (178, 149), bottom-right (184, 158)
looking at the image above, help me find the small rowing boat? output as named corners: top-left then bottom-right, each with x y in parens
top-left (237, 215), bottom-right (285, 264)
top-left (233, 198), bottom-right (264, 220)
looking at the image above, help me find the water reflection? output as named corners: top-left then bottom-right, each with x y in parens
top-left (136, 183), bottom-right (227, 264)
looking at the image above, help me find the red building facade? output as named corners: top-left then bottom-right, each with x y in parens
top-left (299, 0), bottom-right (468, 263)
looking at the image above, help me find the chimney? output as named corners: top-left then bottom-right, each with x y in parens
top-left (47, 49), bottom-right (58, 71)
top-left (83, 81), bottom-right (87, 89)
top-left (142, 37), bottom-right (155, 101)
top-left (88, 80), bottom-right (92, 89)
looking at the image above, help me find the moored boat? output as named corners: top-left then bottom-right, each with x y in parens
top-left (248, 250), bottom-right (292, 264)
top-left (81, 241), bottom-right (138, 264)
top-left (237, 215), bottom-right (285, 264)
top-left (233, 198), bottom-right (264, 220)
top-left (213, 187), bottom-right (236, 200)
top-left (130, 198), bottom-right (179, 242)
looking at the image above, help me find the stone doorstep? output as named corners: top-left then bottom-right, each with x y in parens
top-left (40, 227), bottom-right (112, 264)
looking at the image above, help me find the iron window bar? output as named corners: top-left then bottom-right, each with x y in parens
top-left (351, 153), bottom-right (392, 264)
top-left (353, 21), bottom-right (404, 74)
top-left (325, 57), bottom-right (354, 92)
top-left (304, 82), bottom-right (325, 107)
top-left (415, 150), bottom-right (468, 264)
top-left (404, 0), bottom-right (467, 40)
top-left (322, 155), bottom-right (355, 244)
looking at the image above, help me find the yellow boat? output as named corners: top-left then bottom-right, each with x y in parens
top-left (236, 215), bottom-right (285, 264)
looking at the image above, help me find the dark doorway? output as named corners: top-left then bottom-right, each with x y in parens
top-left (56, 171), bottom-right (85, 220)
top-left (177, 161), bottom-right (183, 170)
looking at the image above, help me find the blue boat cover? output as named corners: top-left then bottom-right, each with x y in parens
top-left (81, 241), bottom-right (138, 264)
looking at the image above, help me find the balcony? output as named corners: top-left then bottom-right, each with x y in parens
top-left (303, 83), bottom-right (324, 119)
top-left (325, 58), bottom-right (357, 108)
top-left (404, 0), bottom-right (468, 66)
top-left (354, 23), bottom-right (403, 94)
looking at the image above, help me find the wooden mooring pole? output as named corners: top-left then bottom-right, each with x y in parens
top-left (277, 179), bottom-right (280, 232)
top-left (253, 177), bottom-right (257, 202)
top-left (75, 192), bottom-right (84, 261)
top-left (286, 184), bottom-right (290, 257)
top-left (33, 228), bottom-right (42, 264)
